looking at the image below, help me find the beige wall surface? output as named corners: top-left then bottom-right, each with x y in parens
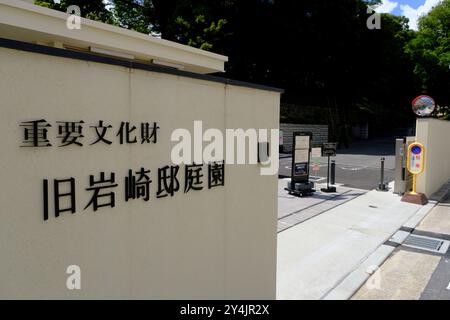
top-left (0, 46), bottom-right (280, 299)
top-left (416, 118), bottom-right (450, 197)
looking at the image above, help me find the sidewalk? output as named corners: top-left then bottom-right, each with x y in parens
top-left (276, 182), bottom-right (429, 300)
top-left (278, 179), bottom-right (366, 232)
top-left (352, 184), bottom-right (450, 300)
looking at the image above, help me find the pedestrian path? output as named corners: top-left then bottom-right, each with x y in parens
top-left (352, 185), bottom-right (450, 300)
top-left (278, 179), bottom-right (366, 233)
top-left (277, 183), bottom-right (425, 300)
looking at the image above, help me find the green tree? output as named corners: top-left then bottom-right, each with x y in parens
top-left (34, 0), bottom-right (231, 52)
top-left (406, 0), bottom-right (450, 117)
top-left (34, 0), bottom-right (425, 128)
top-left (111, 0), bottom-right (231, 52)
top-left (353, 13), bottom-right (419, 127)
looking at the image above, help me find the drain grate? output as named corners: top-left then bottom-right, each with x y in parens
top-left (403, 235), bottom-right (450, 254)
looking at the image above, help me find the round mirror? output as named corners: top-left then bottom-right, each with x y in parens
top-left (412, 95), bottom-right (435, 117)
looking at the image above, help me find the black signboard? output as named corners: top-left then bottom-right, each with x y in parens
top-left (322, 143), bottom-right (337, 157)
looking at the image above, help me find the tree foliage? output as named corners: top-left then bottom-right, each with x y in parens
top-left (34, 0), bottom-right (448, 125)
top-left (111, 0), bottom-right (231, 51)
top-left (406, 0), bottom-right (450, 118)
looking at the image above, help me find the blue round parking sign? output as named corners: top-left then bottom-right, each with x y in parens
top-left (411, 146), bottom-right (422, 155)
top-left (408, 143), bottom-right (425, 176)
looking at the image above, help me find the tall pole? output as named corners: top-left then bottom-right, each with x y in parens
top-left (327, 155), bottom-right (330, 189)
top-left (412, 174), bottom-right (417, 195)
top-left (321, 145), bottom-right (337, 193)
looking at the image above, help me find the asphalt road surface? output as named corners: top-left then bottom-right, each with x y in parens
top-left (279, 138), bottom-right (396, 191)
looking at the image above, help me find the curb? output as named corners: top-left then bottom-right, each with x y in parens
top-left (402, 180), bottom-right (450, 232)
top-left (322, 181), bottom-right (450, 300)
top-left (322, 244), bottom-right (396, 300)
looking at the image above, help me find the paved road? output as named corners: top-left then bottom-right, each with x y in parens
top-left (279, 139), bottom-right (396, 190)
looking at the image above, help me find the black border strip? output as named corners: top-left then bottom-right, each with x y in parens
top-left (383, 240), bottom-right (402, 248)
top-left (0, 37), bottom-right (284, 93)
top-left (399, 226), bottom-right (415, 233)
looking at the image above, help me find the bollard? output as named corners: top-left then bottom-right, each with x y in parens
top-left (331, 160), bottom-right (336, 185)
top-left (378, 157), bottom-right (387, 191)
top-left (321, 155), bottom-right (337, 193)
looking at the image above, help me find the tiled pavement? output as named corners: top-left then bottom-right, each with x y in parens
top-left (277, 182), bottom-right (425, 300)
top-left (352, 182), bottom-right (450, 300)
top-left (278, 178), bottom-right (367, 233)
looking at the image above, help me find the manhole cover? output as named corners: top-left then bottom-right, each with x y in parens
top-left (403, 235), bottom-right (450, 254)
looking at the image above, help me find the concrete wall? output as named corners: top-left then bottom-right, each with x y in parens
top-left (0, 46), bottom-right (280, 299)
top-left (280, 123), bottom-right (328, 152)
top-left (416, 118), bottom-right (450, 197)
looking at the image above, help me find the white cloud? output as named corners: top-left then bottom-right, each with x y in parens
top-left (376, 0), bottom-right (399, 13)
top-left (400, 0), bottom-right (443, 30)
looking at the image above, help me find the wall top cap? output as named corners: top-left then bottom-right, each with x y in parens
top-left (0, 0), bottom-right (228, 74)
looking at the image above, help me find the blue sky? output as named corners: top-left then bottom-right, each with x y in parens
top-left (390, 0), bottom-right (427, 15)
top-left (376, 0), bottom-right (443, 30)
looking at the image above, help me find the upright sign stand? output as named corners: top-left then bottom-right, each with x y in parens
top-left (321, 143), bottom-right (337, 193)
top-left (400, 95), bottom-right (435, 205)
top-left (401, 142), bottom-right (428, 205)
top-left (285, 132), bottom-right (315, 197)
